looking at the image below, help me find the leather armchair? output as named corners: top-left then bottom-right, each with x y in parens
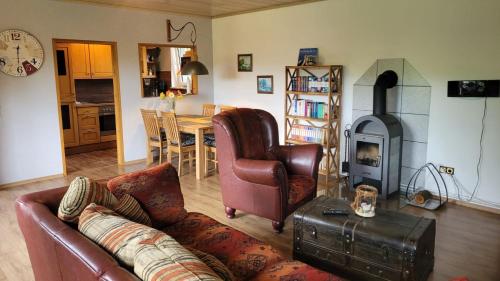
top-left (213, 108), bottom-right (323, 232)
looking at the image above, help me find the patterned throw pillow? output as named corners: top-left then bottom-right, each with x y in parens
top-left (107, 162), bottom-right (188, 227)
top-left (58, 176), bottom-right (118, 223)
top-left (187, 247), bottom-right (235, 281)
top-left (79, 203), bottom-right (160, 267)
top-left (79, 204), bottom-right (221, 281)
top-left (114, 194), bottom-right (152, 226)
top-left (135, 234), bottom-right (222, 281)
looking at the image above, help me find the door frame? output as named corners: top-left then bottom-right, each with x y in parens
top-left (52, 39), bottom-right (125, 175)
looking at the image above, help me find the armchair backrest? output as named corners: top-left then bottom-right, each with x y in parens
top-left (213, 108), bottom-right (280, 161)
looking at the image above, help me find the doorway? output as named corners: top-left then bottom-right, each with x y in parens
top-left (53, 39), bottom-right (124, 175)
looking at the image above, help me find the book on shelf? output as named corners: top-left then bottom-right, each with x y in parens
top-left (290, 76), bottom-right (330, 93)
top-left (290, 98), bottom-right (330, 119)
top-left (290, 124), bottom-right (324, 144)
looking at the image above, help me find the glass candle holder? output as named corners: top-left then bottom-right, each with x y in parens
top-left (350, 185), bottom-right (378, 218)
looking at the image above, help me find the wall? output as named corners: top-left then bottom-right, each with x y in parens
top-left (0, 0), bottom-right (213, 184)
top-left (212, 0), bottom-right (500, 208)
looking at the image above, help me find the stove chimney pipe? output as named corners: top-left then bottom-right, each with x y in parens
top-left (373, 70), bottom-right (398, 115)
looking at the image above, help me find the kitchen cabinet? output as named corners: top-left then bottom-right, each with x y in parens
top-left (56, 45), bottom-right (75, 102)
top-left (89, 44), bottom-right (114, 78)
top-left (61, 102), bottom-right (79, 147)
top-left (69, 43), bottom-right (91, 79)
top-left (69, 43), bottom-right (113, 79)
top-left (77, 106), bottom-right (100, 144)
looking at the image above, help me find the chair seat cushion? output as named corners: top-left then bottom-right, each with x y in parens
top-left (204, 134), bottom-right (216, 147)
top-left (171, 133), bottom-right (196, 147)
top-left (287, 175), bottom-right (315, 206)
top-left (150, 131), bottom-right (167, 142)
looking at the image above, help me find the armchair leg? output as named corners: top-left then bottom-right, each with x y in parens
top-left (225, 207), bottom-right (236, 219)
top-left (272, 221), bottom-right (284, 233)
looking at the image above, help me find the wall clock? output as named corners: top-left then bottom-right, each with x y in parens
top-left (0, 29), bottom-right (44, 77)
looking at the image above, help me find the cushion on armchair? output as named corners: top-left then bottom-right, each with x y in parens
top-left (287, 175), bottom-right (315, 206)
top-left (107, 162), bottom-right (188, 228)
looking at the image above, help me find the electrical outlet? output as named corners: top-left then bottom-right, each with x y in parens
top-left (439, 165), bottom-right (455, 175)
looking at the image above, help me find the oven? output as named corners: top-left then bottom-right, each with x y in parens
top-left (99, 105), bottom-right (116, 137)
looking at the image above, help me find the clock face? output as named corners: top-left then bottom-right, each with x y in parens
top-left (0, 29), bottom-right (44, 77)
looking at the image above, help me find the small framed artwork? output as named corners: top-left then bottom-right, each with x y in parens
top-left (257, 75), bottom-right (273, 94)
top-left (238, 54), bottom-right (253, 72)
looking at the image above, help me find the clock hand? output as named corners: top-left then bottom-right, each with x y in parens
top-left (16, 45), bottom-right (20, 66)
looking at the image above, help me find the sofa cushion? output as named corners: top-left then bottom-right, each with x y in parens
top-left (287, 175), bottom-right (315, 206)
top-left (163, 213), bottom-right (284, 280)
top-left (114, 194), bottom-right (152, 226)
top-left (58, 176), bottom-right (118, 223)
top-left (107, 162), bottom-right (188, 227)
top-left (187, 247), bottom-right (235, 281)
top-left (79, 203), bottom-right (159, 267)
top-left (251, 260), bottom-right (342, 281)
top-left (135, 234), bottom-right (222, 281)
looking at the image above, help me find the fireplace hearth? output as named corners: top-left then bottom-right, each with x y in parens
top-left (349, 70), bottom-right (403, 199)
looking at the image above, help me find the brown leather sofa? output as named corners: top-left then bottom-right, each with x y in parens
top-left (212, 108), bottom-right (323, 232)
top-left (16, 185), bottom-right (342, 281)
top-left (15, 187), bottom-right (140, 281)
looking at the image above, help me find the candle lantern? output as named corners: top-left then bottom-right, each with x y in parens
top-left (351, 185), bottom-right (378, 217)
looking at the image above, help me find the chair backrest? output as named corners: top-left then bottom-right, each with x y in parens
top-left (140, 109), bottom-right (161, 140)
top-left (161, 111), bottom-right (180, 146)
top-left (213, 108), bottom-right (280, 161)
top-left (219, 105), bottom-right (236, 113)
top-left (202, 104), bottom-right (216, 117)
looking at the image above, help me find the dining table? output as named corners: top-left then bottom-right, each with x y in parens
top-left (159, 114), bottom-right (214, 180)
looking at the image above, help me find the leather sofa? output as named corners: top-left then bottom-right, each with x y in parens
top-left (16, 186), bottom-right (341, 281)
top-left (213, 108), bottom-right (323, 232)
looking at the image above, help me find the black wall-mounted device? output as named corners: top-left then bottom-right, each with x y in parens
top-left (448, 80), bottom-right (500, 97)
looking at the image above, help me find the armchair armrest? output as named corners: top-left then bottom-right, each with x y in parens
top-left (278, 144), bottom-right (323, 178)
top-left (233, 159), bottom-right (287, 186)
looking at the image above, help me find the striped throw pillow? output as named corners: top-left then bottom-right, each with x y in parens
top-left (79, 203), bottom-right (160, 267)
top-left (135, 234), bottom-right (222, 281)
top-left (115, 194), bottom-right (152, 226)
top-left (58, 176), bottom-right (118, 223)
top-left (187, 247), bottom-right (235, 281)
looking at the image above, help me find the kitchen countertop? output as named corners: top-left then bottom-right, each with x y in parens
top-left (75, 102), bottom-right (115, 108)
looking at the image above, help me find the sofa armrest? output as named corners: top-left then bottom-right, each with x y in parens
top-left (278, 144), bottom-right (323, 178)
top-left (233, 159), bottom-right (287, 187)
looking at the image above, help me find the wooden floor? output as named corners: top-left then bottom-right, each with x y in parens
top-left (0, 150), bottom-right (499, 281)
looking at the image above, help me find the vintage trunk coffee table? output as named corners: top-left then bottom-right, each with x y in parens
top-left (293, 195), bottom-right (435, 281)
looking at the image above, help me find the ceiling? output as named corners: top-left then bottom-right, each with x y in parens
top-left (59, 0), bottom-right (322, 18)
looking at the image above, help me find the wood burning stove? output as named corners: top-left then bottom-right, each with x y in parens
top-left (349, 70), bottom-right (403, 199)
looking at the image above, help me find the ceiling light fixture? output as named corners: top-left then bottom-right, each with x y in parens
top-left (167, 20), bottom-right (209, 75)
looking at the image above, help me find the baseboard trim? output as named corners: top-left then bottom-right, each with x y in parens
top-left (446, 197), bottom-right (500, 215)
top-left (0, 174), bottom-right (64, 190)
top-left (123, 158), bottom-right (147, 165)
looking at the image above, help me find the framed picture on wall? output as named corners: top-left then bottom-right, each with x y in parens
top-left (257, 75), bottom-right (273, 94)
top-left (238, 54), bottom-right (253, 72)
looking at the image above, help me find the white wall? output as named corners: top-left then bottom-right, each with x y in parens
top-left (212, 0), bottom-right (500, 207)
top-left (0, 0), bottom-right (213, 184)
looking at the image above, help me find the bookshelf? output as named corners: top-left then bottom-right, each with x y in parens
top-left (284, 65), bottom-right (343, 189)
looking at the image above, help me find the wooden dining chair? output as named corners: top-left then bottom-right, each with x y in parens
top-left (141, 109), bottom-right (167, 164)
top-left (161, 112), bottom-right (196, 176)
top-left (204, 135), bottom-right (217, 176)
top-left (202, 104), bottom-right (216, 117)
top-left (219, 105), bottom-right (236, 113)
